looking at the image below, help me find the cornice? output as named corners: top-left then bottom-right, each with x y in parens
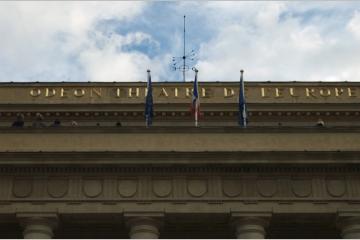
top-left (0, 151), bottom-right (359, 167)
top-left (0, 81), bottom-right (360, 87)
top-left (0, 126), bottom-right (360, 133)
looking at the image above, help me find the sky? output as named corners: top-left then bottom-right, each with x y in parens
top-left (1, 1), bottom-right (360, 82)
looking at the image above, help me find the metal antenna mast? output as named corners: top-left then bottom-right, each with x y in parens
top-left (171, 15), bottom-right (196, 82)
top-left (183, 15), bottom-right (186, 83)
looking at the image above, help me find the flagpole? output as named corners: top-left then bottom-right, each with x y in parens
top-left (145, 69), bottom-right (153, 128)
top-left (239, 69), bottom-right (247, 128)
top-left (195, 106), bottom-right (198, 127)
top-left (194, 68), bottom-right (199, 127)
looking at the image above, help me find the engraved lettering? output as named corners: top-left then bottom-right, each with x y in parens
top-left (201, 88), bottom-right (211, 98)
top-left (174, 87), bottom-right (179, 97)
top-left (319, 88), bottom-right (331, 97)
top-left (186, 88), bottom-right (193, 98)
top-left (30, 88), bottom-right (41, 97)
top-left (73, 89), bottom-right (85, 97)
top-left (90, 88), bottom-right (102, 98)
top-left (159, 88), bottom-right (169, 97)
top-left (289, 88), bottom-right (299, 97)
top-left (275, 88), bottom-right (284, 98)
top-left (115, 88), bottom-right (122, 98)
top-left (45, 88), bottom-right (56, 97)
top-left (60, 88), bottom-right (69, 98)
top-left (128, 88), bottom-right (140, 98)
top-left (261, 88), bottom-right (271, 98)
top-left (348, 87), bottom-right (357, 97)
top-left (224, 88), bottom-right (235, 98)
top-left (306, 88), bottom-right (317, 98)
top-left (335, 88), bottom-right (344, 97)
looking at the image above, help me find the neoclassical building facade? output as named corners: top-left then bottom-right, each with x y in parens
top-left (0, 82), bottom-right (359, 238)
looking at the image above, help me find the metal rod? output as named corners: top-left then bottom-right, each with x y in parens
top-left (183, 15), bottom-right (186, 82)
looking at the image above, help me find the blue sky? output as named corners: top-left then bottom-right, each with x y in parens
top-left (0, 1), bottom-right (360, 82)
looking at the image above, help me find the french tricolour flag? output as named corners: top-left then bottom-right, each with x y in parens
top-left (192, 68), bottom-right (200, 127)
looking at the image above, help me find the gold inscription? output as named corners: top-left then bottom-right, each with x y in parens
top-left (348, 88), bottom-right (357, 97)
top-left (319, 88), bottom-right (331, 97)
top-left (306, 88), bottom-right (317, 98)
top-left (60, 88), bottom-right (68, 98)
top-left (261, 88), bottom-right (270, 98)
top-left (27, 86), bottom-right (359, 101)
top-left (116, 88), bottom-right (121, 98)
top-left (275, 88), bottom-right (284, 98)
top-left (159, 88), bottom-right (169, 97)
top-left (30, 88), bottom-right (41, 97)
top-left (289, 88), bottom-right (298, 97)
top-left (335, 88), bottom-right (344, 97)
top-left (202, 88), bottom-right (211, 98)
top-left (186, 88), bottom-right (192, 98)
top-left (45, 88), bottom-right (56, 97)
top-left (224, 88), bottom-right (235, 98)
top-left (90, 88), bottom-right (102, 98)
top-left (174, 88), bottom-right (179, 97)
top-left (128, 88), bottom-right (140, 98)
top-left (74, 89), bottom-right (85, 97)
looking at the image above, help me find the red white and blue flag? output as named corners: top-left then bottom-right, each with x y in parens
top-left (191, 68), bottom-right (200, 127)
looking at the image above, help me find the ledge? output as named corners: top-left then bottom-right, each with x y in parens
top-left (0, 151), bottom-right (359, 166)
top-left (0, 126), bottom-right (359, 153)
top-left (1, 126), bottom-right (360, 134)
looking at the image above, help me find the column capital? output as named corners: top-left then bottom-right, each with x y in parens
top-left (124, 213), bottom-right (164, 239)
top-left (231, 212), bottom-right (271, 226)
top-left (17, 213), bottom-right (58, 239)
top-left (17, 213), bottom-right (58, 227)
top-left (337, 212), bottom-right (360, 239)
top-left (231, 212), bottom-right (272, 218)
top-left (124, 212), bottom-right (164, 219)
top-left (230, 212), bottom-right (271, 239)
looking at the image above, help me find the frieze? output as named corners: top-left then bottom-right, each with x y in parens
top-left (291, 178), bottom-right (312, 198)
top-left (152, 179), bottom-right (173, 198)
top-left (82, 179), bottom-right (103, 198)
top-left (12, 178), bottom-right (33, 198)
top-left (222, 178), bottom-right (243, 198)
top-left (187, 179), bottom-right (208, 198)
top-left (0, 82), bottom-right (359, 104)
top-left (4, 175), bottom-right (360, 202)
top-left (326, 178), bottom-right (347, 198)
top-left (118, 179), bottom-right (138, 198)
top-left (47, 177), bottom-right (69, 198)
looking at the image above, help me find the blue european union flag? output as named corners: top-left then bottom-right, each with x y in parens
top-left (238, 70), bottom-right (247, 127)
top-left (145, 70), bottom-right (153, 127)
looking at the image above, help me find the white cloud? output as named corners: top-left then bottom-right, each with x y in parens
top-left (77, 30), bottom-right (164, 82)
top-left (347, 10), bottom-right (360, 39)
top-left (0, 1), bottom-right (148, 81)
top-left (195, 2), bottom-right (360, 82)
top-left (0, 1), bottom-right (360, 82)
top-left (291, 26), bottom-right (324, 50)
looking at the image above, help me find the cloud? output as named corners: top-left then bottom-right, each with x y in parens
top-left (195, 1), bottom-right (360, 82)
top-left (0, 1), bottom-right (360, 82)
top-left (77, 30), bottom-right (164, 82)
top-left (0, 2), bottom-right (149, 81)
top-left (347, 10), bottom-right (360, 39)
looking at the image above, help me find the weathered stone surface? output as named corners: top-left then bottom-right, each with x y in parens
top-left (118, 179), bottom-right (138, 198)
top-left (83, 179), bottom-right (103, 198)
top-left (187, 179), bottom-right (208, 197)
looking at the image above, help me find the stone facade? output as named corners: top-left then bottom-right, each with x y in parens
top-left (0, 82), bottom-right (359, 238)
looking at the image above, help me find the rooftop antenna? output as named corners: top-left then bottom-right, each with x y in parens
top-left (171, 15), bottom-right (196, 82)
